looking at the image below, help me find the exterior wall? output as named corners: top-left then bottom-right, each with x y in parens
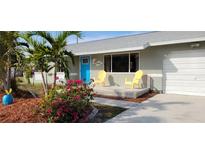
top-left (90, 42), bottom-right (205, 92)
top-left (140, 42), bottom-right (205, 92)
top-left (90, 54), bottom-right (104, 80)
top-left (70, 56), bottom-right (80, 80)
top-left (140, 46), bottom-right (164, 91)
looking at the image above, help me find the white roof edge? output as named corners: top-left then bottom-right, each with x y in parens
top-left (73, 46), bottom-right (145, 56)
top-left (73, 36), bottom-right (205, 56)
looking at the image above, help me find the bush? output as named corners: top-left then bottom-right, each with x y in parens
top-left (42, 80), bottom-right (94, 123)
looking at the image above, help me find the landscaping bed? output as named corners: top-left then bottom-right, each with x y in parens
top-left (94, 90), bottom-right (158, 103)
top-left (0, 94), bottom-right (47, 123)
top-left (0, 93), bottom-right (126, 123)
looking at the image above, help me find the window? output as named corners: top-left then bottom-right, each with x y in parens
top-left (104, 53), bottom-right (139, 73)
top-left (82, 57), bottom-right (89, 64)
top-left (130, 53), bottom-right (139, 72)
top-left (104, 55), bottom-right (111, 72)
top-left (112, 54), bottom-right (129, 72)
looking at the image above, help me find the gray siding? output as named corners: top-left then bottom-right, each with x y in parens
top-left (90, 54), bottom-right (104, 79)
top-left (70, 56), bottom-right (80, 80)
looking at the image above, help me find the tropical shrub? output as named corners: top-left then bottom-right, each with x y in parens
top-left (42, 80), bottom-right (94, 122)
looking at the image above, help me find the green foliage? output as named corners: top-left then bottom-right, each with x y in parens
top-left (0, 31), bottom-right (28, 90)
top-left (29, 31), bottom-right (81, 82)
top-left (20, 33), bottom-right (54, 95)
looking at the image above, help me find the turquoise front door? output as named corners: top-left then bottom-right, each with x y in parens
top-left (80, 56), bottom-right (90, 84)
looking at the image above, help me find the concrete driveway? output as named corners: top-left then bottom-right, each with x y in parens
top-left (102, 94), bottom-right (205, 123)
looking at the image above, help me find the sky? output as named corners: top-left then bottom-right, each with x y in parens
top-left (66, 31), bottom-right (149, 44)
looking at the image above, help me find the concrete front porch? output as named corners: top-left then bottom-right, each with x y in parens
top-left (93, 86), bottom-right (149, 98)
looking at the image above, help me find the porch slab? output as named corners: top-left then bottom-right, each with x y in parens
top-left (93, 86), bottom-right (149, 98)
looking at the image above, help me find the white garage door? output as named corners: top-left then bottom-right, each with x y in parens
top-left (163, 49), bottom-right (205, 96)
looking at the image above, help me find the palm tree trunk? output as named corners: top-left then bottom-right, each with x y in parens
top-left (27, 77), bottom-right (31, 84)
top-left (53, 65), bottom-right (57, 88)
top-left (3, 79), bottom-right (7, 90)
top-left (6, 54), bottom-right (12, 90)
top-left (41, 71), bottom-right (47, 96)
top-left (6, 66), bottom-right (11, 90)
top-left (45, 72), bottom-right (48, 90)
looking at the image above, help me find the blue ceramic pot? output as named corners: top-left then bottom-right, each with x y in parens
top-left (2, 94), bottom-right (13, 105)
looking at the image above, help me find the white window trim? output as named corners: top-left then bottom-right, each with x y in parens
top-left (103, 51), bottom-right (140, 74)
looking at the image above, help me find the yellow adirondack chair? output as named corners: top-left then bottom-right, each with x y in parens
top-left (125, 70), bottom-right (143, 89)
top-left (94, 70), bottom-right (107, 86)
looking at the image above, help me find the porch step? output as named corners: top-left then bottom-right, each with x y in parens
top-left (93, 86), bottom-right (149, 98)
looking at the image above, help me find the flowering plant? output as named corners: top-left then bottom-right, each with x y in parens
top-left (42, 80), bottom-right (94, 122)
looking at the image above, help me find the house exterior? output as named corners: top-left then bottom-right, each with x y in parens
top-left (67, 31), bottom-right (205, 96)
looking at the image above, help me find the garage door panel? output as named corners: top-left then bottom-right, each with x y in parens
top-left (165, 59), bottom-right (205, 64)
top-left (164, 69), bottom-right (205, 74)
top-left (164, 64), bottom-right (205, 70)
top-left (163, 49), bottom-right (205, 96)
top-left (166, 86), bottom-right (205, 93)
top-left (166, 91), bottom-right (205, 96)
top-left (165, 57), bottom-right (205, 65)
top-left (166, 80), bottom-right (205, 87)
top-left (166, 81), bottom-right (205, 87)
top-left (165, 75), bottom-right (205, 81)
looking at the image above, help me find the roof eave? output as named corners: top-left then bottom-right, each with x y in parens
top-left (73, 36), bottom-right (205, 56)
top-left (73, 46), bottom-right (146, 56)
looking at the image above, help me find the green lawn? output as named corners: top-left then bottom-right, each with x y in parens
top-left (90, 103), bottom-right (126, 123)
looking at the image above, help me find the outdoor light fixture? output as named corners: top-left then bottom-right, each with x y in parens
top-left (190, 42), bottom-right (200, 48)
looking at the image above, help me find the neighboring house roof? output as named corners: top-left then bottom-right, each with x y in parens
top-left (66, 31), bottom-right (205, 55)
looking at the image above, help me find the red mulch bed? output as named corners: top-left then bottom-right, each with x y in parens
top-left (0, 93), bottom-right (47, 123)
top-left (94, 90), bottom-right (158, 103)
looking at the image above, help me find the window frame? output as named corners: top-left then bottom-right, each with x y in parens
top-left (103, 51), bottom-right (140, 74)
top-left (82, 57), bottom-right (89, 64)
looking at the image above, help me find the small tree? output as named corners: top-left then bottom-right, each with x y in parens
top-left (21, 35), bottom-right (53, 96)
top-left (29, 31), bottom-right (81, 88)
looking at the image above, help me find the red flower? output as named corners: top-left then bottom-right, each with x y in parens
top-left (47, 109), bottom-right (52, 114)
top-left (74, 95), bottom-right (81, 101)
top-left (67, 80), bottom-right (74, 85)
top-left (72, 112), bottom-right (79, 122)
top-left (63, 107), bottom-right (71, 113)
top-left (57, 111), bottom-right (61, 117)
top-left (75, 80), bottom-right (83, 85)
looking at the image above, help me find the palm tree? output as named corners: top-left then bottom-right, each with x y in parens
top-left (20, 35), bottom-right (53, 96)
top-left (0, 31), bottom-right (28, 90)
top-left (29, 31), bottom-right (81, 88)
